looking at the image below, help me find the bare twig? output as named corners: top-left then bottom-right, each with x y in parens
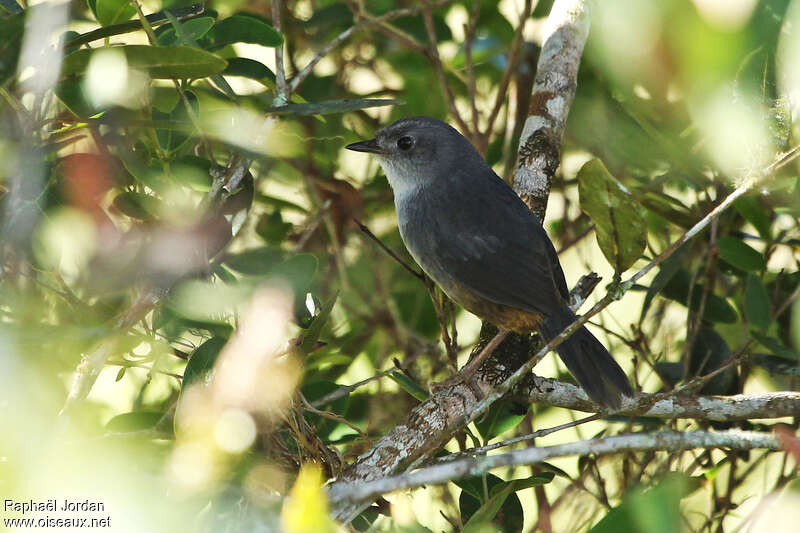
top-left (354, 218), bottom-right (425, 280)
top-left (421, 2), bottom-right (469, 134)
top-left (484, 0), bottom-right (533, 139)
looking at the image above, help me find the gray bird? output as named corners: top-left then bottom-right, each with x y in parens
top-left (346, 117), bottom-right (632, 407)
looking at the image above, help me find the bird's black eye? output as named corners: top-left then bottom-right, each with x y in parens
top-left (397, 136), bottom-right (414, 151)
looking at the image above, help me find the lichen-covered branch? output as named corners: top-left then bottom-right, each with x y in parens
top-left (512, 0), bottom-right (589, 220)
top-left (329, 430), bottom-right (782, 506)
top-left (524, 376), bottom-right (800, 421)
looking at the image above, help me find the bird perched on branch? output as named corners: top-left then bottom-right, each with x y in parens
top-left (346, 117), bottom-right (632, 408)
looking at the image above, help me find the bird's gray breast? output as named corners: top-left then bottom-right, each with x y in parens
top-left (394, 188), bottom-right (493, 304)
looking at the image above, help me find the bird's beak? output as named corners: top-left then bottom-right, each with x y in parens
top-left (345, 138), bottom-right (384, 154)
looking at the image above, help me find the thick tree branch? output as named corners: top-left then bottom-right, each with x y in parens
top-left (512, 0), bottom-right (589, 220)
top-left (329, 430), bottom-right (782, 505)
top-left (524, 376), bottom-right (800, 421)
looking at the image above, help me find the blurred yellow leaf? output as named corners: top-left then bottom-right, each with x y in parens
top-left (281, 464), bottom-right (335, 533)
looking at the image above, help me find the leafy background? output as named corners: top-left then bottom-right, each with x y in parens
top-left (1, 0), bottom-right (799, 531)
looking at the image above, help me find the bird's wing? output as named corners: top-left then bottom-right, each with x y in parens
top-left (429, 171), bottom-right (569, 317)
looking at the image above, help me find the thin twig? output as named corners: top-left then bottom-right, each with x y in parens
top-left (484, 0), bottom-right (533, 137)
top-left (464, 0), bottom-right (481, 133)
top-left (354, 218), bottom-right (425, 280)
top-left (421, 1), bottom-right (469, 133)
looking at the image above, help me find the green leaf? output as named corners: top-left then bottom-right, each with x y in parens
top-left (733, 196), bottom-right (771, 239)
top-left (171, 156), bottom-right (212, 192)
top-left (183, 337), bottom-right (227, 388)
top-left (578, 159), bottom-right (647, 273)
top-left (205, 13), bottom-right (282, 50)
top-left (222, 57), bottom-right (275, 86)
top-left (589, 474), bottom-right (688, 533)
top-left (661, 270), bottom-right (738, 323)
top-left (106, 411), bottom-right (164, 432)
top-left (462, 482), bottom-right (519, 532)
top-left (0, 12), bottom-right (25, 86)
top-left (641, 242), bottom-right (692, 320)
top-left (256, 210), bottom-right (293, 244)
top-left (155, 90), bottom-right (198, 152)
top-left (752, 331), bottom-right (800, 359)
top-left (223, 247), bottom-right (283, 275)
top-left (62, 45), bottom-right (227, 79)
top-left (112, 191), bottom-right (162, 219)
top-left (458, 473), bottom-right (548, 533)
top-left (716, 236), bottom-right (765, 272)
top-left (95, 0), bottom-right (135, 27)
top-left (300, 293), bottom-right (338, 355)
top-left (389, 371), bottom-right (428, 401)
top-left (744, 274), bottom-right (771, 331)
top-left (54, 77), bottom-right (96, 117)
top-left (475, 400), bottom-right (526, 441)
top-left (156, 16), bottom-right (215, 46)
top-left (264, 98), bottom-right (403, 116)
top-left (271, 253), bottom-right (318, 297)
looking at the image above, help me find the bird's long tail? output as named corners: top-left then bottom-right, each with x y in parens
top-left (539, 306), bottom-right (633, 408)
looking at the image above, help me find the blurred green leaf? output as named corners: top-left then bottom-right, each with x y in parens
top-left (222, 57), bottom-right (275, 86)
top-left (300, 293), bottom-right (337, 355)
top-left (183, 336), bottom-right (227, 388)
top-left (475, 400), bottom-right (526, 441)
top-left (62, 45), bottom-right (227, 79)
top-left (458, 473), bottom-right (549, 533)
top-left (264, 98), bottom-right (403, 116)
top-left (95, 0), bottom-right (135, 27)
top-left (733, 196), bottom-right (772, 239)
top-left (662, 270), bottom-right (738, 323)
top-left (689, 327), bottom-right (738, 395)
top-left (256, 210), bottom-right (293, 244)
top-left (271, 254), bottom-right (318, 297)
top-left (752, 331), bottom-right (799, 359)
top-left (223, 247), bottom-right (283, 275)
top-left (389, 371), bottom-right (428, 401)
top-left (157, 16), bottom-right (215, 46)
top-left (205, 13), bottom-right (282, 50)
top-left (578, 159), bottom-right (647, 273)
top-left (744, 274), bottom-right (771, 331)
top-left (590, 474), bottom-right (689, 533)
top-left (54, 77), bottom-right (96, 117)
top-left (641, 242), bottom-right (692, 319)
top-left (0, 12), bottom-right (24, 86)
top-left (112, 191), bottom-right (162, 220)
top-left (106, 411), bottom-right (164, 432)
top-left (716, 236), bottom-right (765, 272)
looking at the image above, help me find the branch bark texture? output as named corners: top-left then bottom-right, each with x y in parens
top-left (329, 430), bottom-right (781, 506)
top-left (524, 376), bottom-right (800, 421)
top-left (512, 0), bottom-right (589, 220)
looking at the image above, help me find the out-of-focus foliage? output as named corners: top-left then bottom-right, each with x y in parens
top-left (0, 0), bottom-right (798, 532)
